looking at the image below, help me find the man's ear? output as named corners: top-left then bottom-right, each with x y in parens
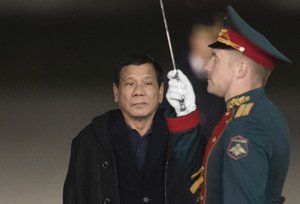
top-left (113, 83), bottom-right (119, 103)
top-left (235, 61), bottom-right (249, 80)
top-left (158, 82), bottom-right (164, 103)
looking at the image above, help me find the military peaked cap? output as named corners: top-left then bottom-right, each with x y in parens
top-left (209, 5), bottom-right (292, 69)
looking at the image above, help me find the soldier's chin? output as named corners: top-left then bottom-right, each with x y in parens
top-left (207, 86), bottom-right (221, 97)
top-left (207, 85), bottom-right (214, 94)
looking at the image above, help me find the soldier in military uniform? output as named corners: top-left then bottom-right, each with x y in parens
top-left (165, 5), bottom-right (291, 204)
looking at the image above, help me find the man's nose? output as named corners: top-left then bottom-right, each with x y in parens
top-left (203, 58), bottom-right (212, 71)
top-left (132, 84), bottom-right (145, 96)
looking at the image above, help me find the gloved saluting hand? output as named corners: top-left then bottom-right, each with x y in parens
top-left (166, 69), bottom-right (196, 117)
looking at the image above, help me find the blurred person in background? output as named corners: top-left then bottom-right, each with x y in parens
top-left (184, 18), bottom-right (226, 139)
top-left (162, 16), bottom-right (226, 140)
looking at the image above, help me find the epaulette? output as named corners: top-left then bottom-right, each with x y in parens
top-left (234, 103), bottom-right (255, 118)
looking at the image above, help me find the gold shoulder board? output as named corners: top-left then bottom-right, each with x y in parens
top-left (234, 103), bottom-right (255, 118)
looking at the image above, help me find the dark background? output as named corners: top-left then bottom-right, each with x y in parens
top-left (0, 1), bottom-right (299, 203)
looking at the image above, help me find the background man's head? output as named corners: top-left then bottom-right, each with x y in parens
top-left (188, 21), bottom-right (222, 80)
top-left (113, 54), bottom-right (164, 121)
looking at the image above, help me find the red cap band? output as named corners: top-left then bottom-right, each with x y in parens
top-left (218, 28), bottom-right (275, 69)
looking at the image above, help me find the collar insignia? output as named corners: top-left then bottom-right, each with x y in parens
top-left (226, 95), bottom-right (250, 110)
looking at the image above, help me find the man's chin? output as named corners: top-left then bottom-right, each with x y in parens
top-left (207, 87), bottom-right (224, 98)
top-left (130, 111), bottom-right (149, 119)
top-left (207, 86), bottom-right (214, 94)
top-left (129, 109), bottom-right (156, 119)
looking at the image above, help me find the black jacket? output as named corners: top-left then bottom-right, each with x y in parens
top-left (63, 109), bottom-right (205, 204)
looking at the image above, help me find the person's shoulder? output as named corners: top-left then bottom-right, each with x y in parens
top-left (227, 101), bottom-right (263, 136)
top-left (92, 109), bottom-right (122, 125)
top-left (228, 96), bottom-right (286, 137)
top-left (249, 96), bottom-right (285, 122)
top-left (156, 108), bottom-right (166, 118)
top-left (231, 94), bottom-right (282, 120)
top-left (73, 122), bottom-right (95, 143)
top-left (74, 109), bottom-right (122, 142)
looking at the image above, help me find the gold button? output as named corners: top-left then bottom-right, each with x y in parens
top-left (212, 137), bottom-right (216, 143)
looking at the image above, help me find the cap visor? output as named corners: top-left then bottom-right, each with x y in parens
top-left (208, 41), bottom-right (233, 50)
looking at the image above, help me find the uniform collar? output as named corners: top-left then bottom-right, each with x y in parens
top-left (226, 87), bottom-right (265, 111)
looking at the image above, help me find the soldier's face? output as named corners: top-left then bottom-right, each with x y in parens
top-left (113, 63), bottom-right (164, 121)
top-left (204, 49), bottom-right (235, 98)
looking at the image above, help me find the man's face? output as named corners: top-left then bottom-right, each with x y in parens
top-left (203, 49), bottom-right (235, 98)
top-left (113, 63), bottom-right (164, 120)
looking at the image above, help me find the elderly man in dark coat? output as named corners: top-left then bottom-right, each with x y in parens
top-left (63, 53), bottom-right (205, 204)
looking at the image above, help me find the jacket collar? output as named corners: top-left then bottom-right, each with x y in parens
top-left (91, 110), bottom-right (121, 154)
top-left (226, 87), bottom-right (265, 111)
top-left (110, 112), bottom-right (141, 180)
top-left (111, 109), bottom-right (168, 183)
top-left (143, 110), bottom-right (168, 184)
top-left (92, 109), bottom-right (169, 183)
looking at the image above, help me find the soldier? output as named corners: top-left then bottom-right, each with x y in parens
top-left (166, 5), bottom-right (291, 204)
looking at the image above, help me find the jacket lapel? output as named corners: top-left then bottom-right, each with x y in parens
top-left (110, 115), bottom-right (141, 181)
top-left (92, 111), bottom-right (115, 154)
top-left (92, 109), bottom-right (169, 184)
top-left (92, 110), bottom-right (140, 181)
top-left (143, 112), bottom-right (168, 184)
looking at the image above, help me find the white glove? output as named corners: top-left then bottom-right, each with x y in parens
top-left (166, 69), bottom-right (196, 117)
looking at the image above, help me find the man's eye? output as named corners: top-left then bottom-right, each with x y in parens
top-left (145, 82), bottom-right (153, 86)
top-left (211, 56), bottom-right (217, 64)
top-left (125, 82), bottom-right (134, 86)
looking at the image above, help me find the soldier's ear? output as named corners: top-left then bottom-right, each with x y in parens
top-left (235, 60), bottom-right (249, 79)
top-left (113, 83), bottom-right (119, 103)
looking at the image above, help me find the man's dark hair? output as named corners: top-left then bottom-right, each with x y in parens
top-left (114, 53), bottom-right (163, 87)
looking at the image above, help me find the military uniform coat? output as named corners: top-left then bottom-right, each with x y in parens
top-left (172, 88), bottom-right (290, 204)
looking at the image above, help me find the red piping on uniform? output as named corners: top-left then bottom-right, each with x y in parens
top-left (166, 109), bottom-right (201, 133)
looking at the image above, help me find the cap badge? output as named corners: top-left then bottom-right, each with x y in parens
top-left (217, 29), bottom-right (245, 52)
